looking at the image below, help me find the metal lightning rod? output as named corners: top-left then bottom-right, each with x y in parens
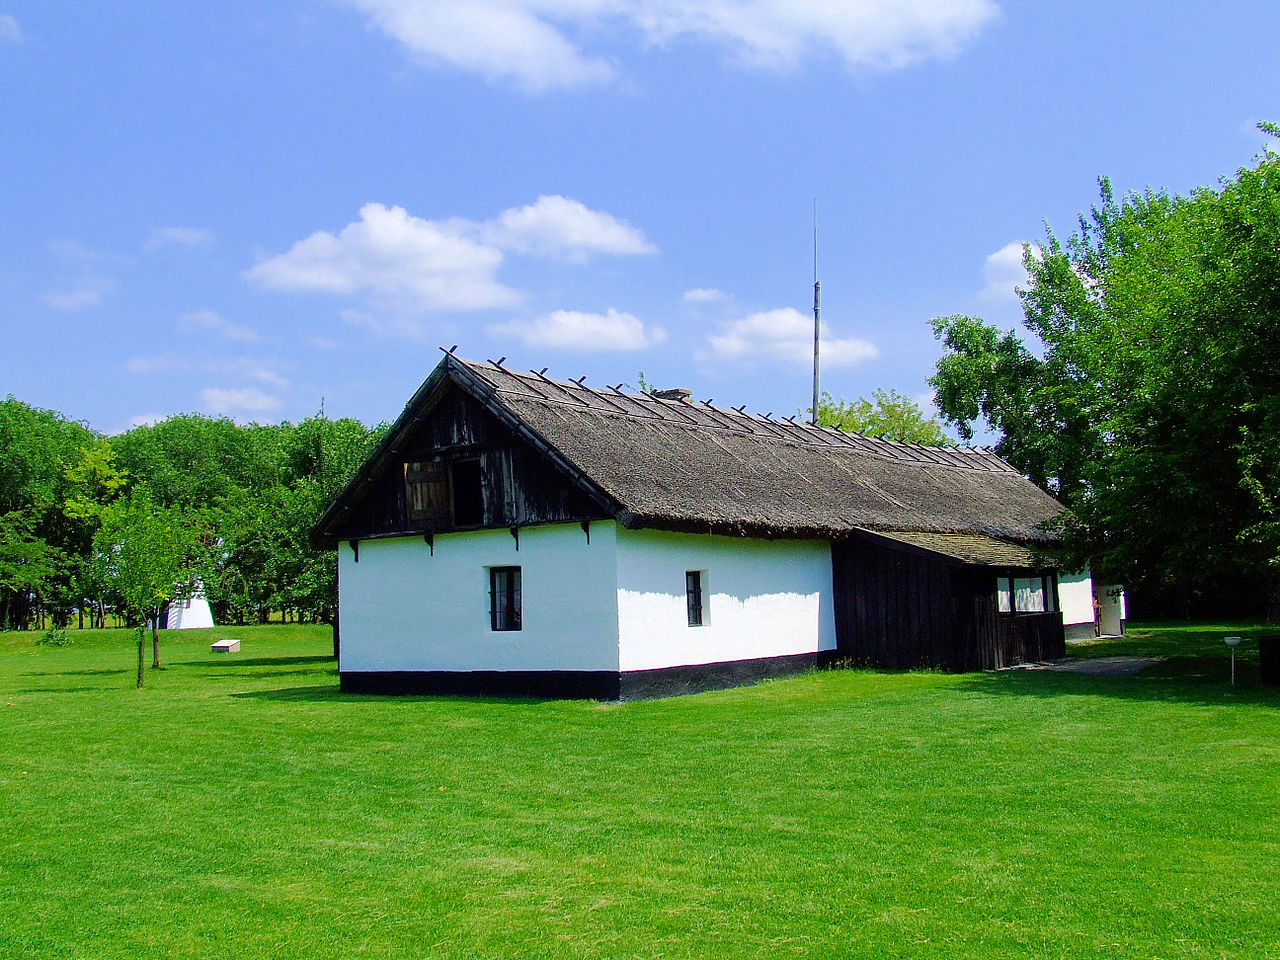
top-left (811, 201), bottom-right (821, 427)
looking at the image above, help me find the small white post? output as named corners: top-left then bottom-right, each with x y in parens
top-left (1225, 636), bottom-right (1242, 685)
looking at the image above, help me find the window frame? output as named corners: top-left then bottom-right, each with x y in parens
top-left (686, 570), bottom-right (705, 627)
top-left (405, 459), bottom-right (451, 526)
top-left (449, 457), bottom-right (484, 528)
top-left (996, 571), bottom-right (1057, 615)
top-left (489, 566), bottom-right (522, 632)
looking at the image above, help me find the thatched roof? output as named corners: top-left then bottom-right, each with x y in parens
top-left (316, 354), bottom-right (1066, 552)
top-left (862, 531), bottom-right (1059, 568)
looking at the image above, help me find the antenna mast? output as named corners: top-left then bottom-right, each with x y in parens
top-left (811, 201), bottom-right (821, 427)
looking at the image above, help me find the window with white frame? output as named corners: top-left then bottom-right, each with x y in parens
top-left (996, 573), bottom-right (1056, 614)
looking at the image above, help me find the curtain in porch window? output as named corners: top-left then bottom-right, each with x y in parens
top-left (1013, 577), bottom-right (1045, 613)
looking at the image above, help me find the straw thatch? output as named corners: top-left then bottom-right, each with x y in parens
top-left (316, 354), bottom-right (1067, 550)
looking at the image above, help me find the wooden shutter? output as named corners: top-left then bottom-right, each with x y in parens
top-left (405, 461), bottom-right (450, 525)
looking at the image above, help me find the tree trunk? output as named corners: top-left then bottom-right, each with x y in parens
top-left (151, 612), bottom-right (161, 669)
top-left (1267, 573), bottom-right (1280, 624)
top-left (136, 627), bottom-right (145, 688)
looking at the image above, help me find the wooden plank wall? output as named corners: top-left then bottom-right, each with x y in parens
top-left (833, 538), bottom-right (1066, 672)
top-left (832, 538), bottom-right (965, 670)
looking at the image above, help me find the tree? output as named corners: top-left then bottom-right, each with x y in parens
top-left (0, 398), bottom-right (97, 628)
top-left (805, 389), bottom-right (953, 446)
top-left (931, 130), bottom-right (1280, 617)
top-left (94, 488), bottom-right (196, 685)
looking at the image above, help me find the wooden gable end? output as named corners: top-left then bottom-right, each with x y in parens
top-left (327, 384), bottom-right (611, 542)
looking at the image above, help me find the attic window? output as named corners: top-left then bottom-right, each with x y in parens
top-left (451, 459), bottom-right (484, 527)
top-left (406, 461), bottom-right (449, 525)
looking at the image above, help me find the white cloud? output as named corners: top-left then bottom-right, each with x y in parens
top-left (339, 306), bottom-right (431, 339)
top-left (977, 240), bottom-right (1038, 304)
top-left (42, 283), bottom-right (109, 311)
top-left (146, 226), bottom-right (214, 250)
top-left (491, 307), bottom-right (665, 351)
top-left (683, 287), bottom-right (725, 302)
top-left (245, 202), bottom-right (519, 314)
top-left (307, 336), bottom-right (340, 350)
top-left (238, 365), bottom-right (289, 388)
top-left (480, 195), bottom-right (655, 261)
top-left (126, 352), bottom-right (288, 389)
top-left (343, 0), bottom-right (999, 92)
top-left (126, 355), bottom-right (186, 374)
top-left (178, 309), bottom-right (260, 342)
top-left (0, 14), bottom-right (21, 44)
top-left (705, 307), bottom-right (878, 367)
top-left (41, 239), bottom-right (116, 311)
top-left (199, 387), bottom-right (283, 417)
top-left (347, 0), bottom-right (615, 94)
top-left (128, 412), bottom-right (166, 429)
top-left (246, 197), bottom-right (655, 322)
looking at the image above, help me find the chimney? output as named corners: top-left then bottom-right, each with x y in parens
top-left (651, 387), bottom-right (692, 404)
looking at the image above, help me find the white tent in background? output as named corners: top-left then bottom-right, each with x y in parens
top-left (165, 581), bottom-right (215, 630)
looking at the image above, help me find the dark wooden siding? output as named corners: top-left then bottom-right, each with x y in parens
top-left (833, 536), bottom-right (1065, 672)
top-left (832, 537), bottom-right (962, 669)
top-left (330, 385), bottom-right (609, 541)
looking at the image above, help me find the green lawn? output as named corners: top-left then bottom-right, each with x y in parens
top-left (2, 623), bottom-right (1278, 959)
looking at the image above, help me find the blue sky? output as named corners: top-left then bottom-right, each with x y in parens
top-left (2, 2), bottom-right (1277, 434)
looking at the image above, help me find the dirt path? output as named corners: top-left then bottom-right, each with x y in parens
top-left (1013, 656), bottom-right (1166, 677)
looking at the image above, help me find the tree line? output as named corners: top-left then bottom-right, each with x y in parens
top-left (0, 402), bottom-right (383, 632)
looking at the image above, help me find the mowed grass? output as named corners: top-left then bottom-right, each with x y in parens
top-left (2, 623), bottom-right (1279, 959)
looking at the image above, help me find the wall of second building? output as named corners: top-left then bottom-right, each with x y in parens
top-left (1058, 568), bottom-right (1095, 640)
top-left (615, 528), bottom-right (836, 672)
top-left (338, 521), bottom-right (620, 673)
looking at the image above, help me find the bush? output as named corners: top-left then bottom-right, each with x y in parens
top-left (36, 627), bottom-right (72, 647)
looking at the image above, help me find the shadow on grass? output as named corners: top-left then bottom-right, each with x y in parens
top-left (185, 656), bottom-right (334, 669)
top-left (17, 685), bottom-right (110, 694)
top-left (229, 685), bottom-right (561, 706)
top-left (954, 662), bottom-right (1280, 708)
top-left (22, 667), bottom-right (131, 677)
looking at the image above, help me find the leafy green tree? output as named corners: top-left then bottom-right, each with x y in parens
top-left (94, 488), bottom-right (197, 685)
top-left (931, 130), bottom-right (1280, 617)
top-left (0, 398), bottom-right (97, 627)
top-left (805, 389), bottom-right (952, 446)
top-left (110, 414), bottom-right (281, 513)
top-left (0, 511), bottom-right (57, 629)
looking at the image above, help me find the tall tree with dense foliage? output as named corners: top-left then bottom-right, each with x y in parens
top-left (931, 131), bottom-right (1280, 616)
top-left (0, 398), bottom-right (97, 628)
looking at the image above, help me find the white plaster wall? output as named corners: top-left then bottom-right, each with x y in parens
top-left (1097, 584), bottom-right (1125, 636)
top-left (615, 528), bottom-right (836, 672)
top-left (338, 521), bottom-right (619, 672)
top-left (1058, 568), bottom-right (1094, 627)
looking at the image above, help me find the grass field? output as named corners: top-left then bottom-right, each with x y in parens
top-left (2, 622), bottom-right (1278, 958)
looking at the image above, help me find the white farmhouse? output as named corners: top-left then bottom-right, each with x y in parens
top-left (315, 354), bottom-right (1103, 699)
